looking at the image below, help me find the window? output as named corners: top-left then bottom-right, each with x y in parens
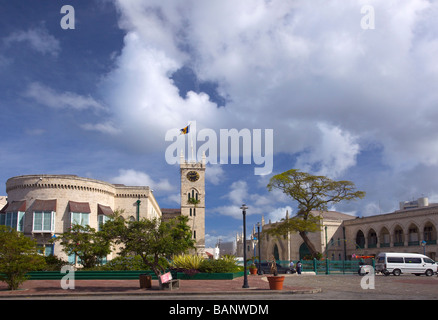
top-left (404, 257), bottom-right (422, 264)
top-left (98, 215), bottom-right (111, 231)
top-left (387, 257), bottom-right (404, 263)
top-left (1, 212), bottom-right (25, 231)
top-left (37, 244), bottom-right (54, 256)
top-left (71, 212), bottom-right (89, 227)
top-left (33, 211), bottom-right (55, 232)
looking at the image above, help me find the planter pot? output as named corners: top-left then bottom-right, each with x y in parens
top-left (267, 276), bottom-right (285, 290)
top-left (249, 268), bottom-right (258, 275)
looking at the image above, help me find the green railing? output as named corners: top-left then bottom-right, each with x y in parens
top-left (265, 259), bottom-right (375, 275)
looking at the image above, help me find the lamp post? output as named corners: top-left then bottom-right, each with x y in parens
top-left (241, 204), bottom-right (249, 289)
top-left (257, 222), bottom-right (262, 275)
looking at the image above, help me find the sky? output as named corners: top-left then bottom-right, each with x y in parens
top-left (1, 0), bottom-right (438, 248)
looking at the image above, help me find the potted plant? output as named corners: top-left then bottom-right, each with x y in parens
top-left (266, 258), bottom-right (285, 290)
top-left (249, 263), bottom-right (258, 275)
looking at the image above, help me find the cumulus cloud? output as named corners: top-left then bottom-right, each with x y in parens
top-left (111, 169), bottom-right (174, 192)
top-left (24, 82), bottom-right (105, 111)
top-left (94, 0), bottom-right (438, 176)
top-left (4, 26), bottom-right (60, 56)
top-left (295, 122), bottom-right (360, 178)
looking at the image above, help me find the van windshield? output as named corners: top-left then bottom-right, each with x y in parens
top-left (377, 256), bottom-right (385, 263)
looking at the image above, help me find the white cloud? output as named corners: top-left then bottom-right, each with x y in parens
top-left (4, 27), bottom-right (60, 56)
top-left (100, 0), bottom-right (438, 172)
top-left (295, 122), bottom-right (360, 178)
top-left (91, 0), bottom-right (438, 222)
top-left (111, 169), bottom-right (174, 192)
top-left (205, 164), bottom-right (224, 185)
top-left (265, 206), bottom-right (293, 224)
top-left (81, 122), bottom-right (121, 135)
top-left (24, 82), bottom-right (105, 111)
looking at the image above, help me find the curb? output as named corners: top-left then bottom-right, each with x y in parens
top-left (0, 287), bottom-right (322, 299)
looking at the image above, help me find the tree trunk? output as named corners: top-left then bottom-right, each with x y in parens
top-left (299, 231), bottom-right (319, 259)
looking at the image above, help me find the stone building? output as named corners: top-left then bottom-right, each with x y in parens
top-left (239, 197), bottom-right (438, 261)
top-left (0, 174), bottom-right (161, 262)
top-left (0, 153), bottom-right (208, 261)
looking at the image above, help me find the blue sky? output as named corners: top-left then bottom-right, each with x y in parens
top-left (1, 0), bottom-right (438, 247)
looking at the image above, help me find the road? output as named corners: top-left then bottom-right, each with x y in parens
top-left (17, 273), bottom-right (438, 300)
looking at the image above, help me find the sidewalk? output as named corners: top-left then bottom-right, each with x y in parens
top-left (0, 275), bottom-right (320, 298)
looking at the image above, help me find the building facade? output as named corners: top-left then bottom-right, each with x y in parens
top-left (238, 198), bottom-right (438, 262)
top-left (0, 174), bottom-right (161, 261)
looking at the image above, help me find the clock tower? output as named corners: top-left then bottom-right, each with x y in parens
top-left (180, 152), bottom-right (206, 255)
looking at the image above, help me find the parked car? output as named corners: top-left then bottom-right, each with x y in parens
top-left (258, 262), bottom-right (295, 274)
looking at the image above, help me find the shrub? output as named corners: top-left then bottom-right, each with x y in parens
top-left (170, 254), bottom-right (205, 270)
top-left (41, 255), bottom-right (69, 271)
top-left (100, 255), bottom-right (169, 271)
top-left (199, 258), bottom-right (241, 273)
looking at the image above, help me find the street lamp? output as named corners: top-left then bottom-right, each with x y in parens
top-left (257, 222), bottom-right (262, 275)
top-left (241, 204), bottom-right (249, 289)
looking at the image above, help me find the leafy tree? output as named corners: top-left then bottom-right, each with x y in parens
top-left (266, 169), bottom-right (366, 258)
top-left (55, 224), bottom-right (111, 269)
top-left (102, 214), bottom-right (195, 281)
top-left (0, 226), bottom-right (46, 290)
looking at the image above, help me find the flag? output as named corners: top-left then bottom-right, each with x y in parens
top-left (180, 124), bottom-right (190, 135)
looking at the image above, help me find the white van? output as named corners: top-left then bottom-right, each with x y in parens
top-left (375, 252), bottom-right (437, 276)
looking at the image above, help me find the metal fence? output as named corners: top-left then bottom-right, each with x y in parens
top-left (263, 259), bottom-right (375, 275)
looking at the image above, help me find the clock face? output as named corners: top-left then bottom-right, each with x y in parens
top-left (186, 171), bottom-right (200, 182)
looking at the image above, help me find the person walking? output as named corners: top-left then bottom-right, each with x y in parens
top-left (296, 260), bottom-right (302, 274)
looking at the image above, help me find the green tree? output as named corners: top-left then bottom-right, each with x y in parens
top-left (55, 224), bottom-right (111, 269)
top-left (266, 169), bottom-right (366, 258)
top-left (0, 226), bottom-right (46, 290)
top-left (102, 215), bottom-right (195, 281)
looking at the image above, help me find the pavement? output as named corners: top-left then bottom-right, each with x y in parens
top-left (0, 274), bottom-right (321, 298)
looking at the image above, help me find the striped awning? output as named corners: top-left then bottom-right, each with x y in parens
top-left (69, 201), bottom-right (91, 213)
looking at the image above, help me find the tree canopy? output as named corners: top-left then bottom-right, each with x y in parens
top-left (266, 169), bottom-right (366, 258)
top-left (0, 225), bottom-right (46, 290)
top-left (101, 214), bottom-right (195, 279)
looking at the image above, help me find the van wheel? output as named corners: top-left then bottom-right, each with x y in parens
top-left (425, 269), bottom-right (433, 277)
top-left (393, 269), bottom-right (401, 276)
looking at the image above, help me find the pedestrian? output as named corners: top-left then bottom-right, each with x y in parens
top-left (296, 260), bottom-right (302, 274)
top-left (289, 260), bottom-right (295, 273)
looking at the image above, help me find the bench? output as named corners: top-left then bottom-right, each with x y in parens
top-left (159, 272), bottom-right (180, 290)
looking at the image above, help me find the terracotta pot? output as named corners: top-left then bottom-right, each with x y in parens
top-left (267, 276), bottom-right (285, 290)
top-left (249, 268), bottom-right (258, 275)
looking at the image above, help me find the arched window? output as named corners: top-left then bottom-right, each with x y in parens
top-left (394, 226), bottom-right (404, 246)
top-left (408, 224), bottom-right (419, 246)
top-left (380, 227), bottom-right (390, 247)
top-left (355, 230), bottom-right (365, 249)
top-left (367, 229), bottom-right (378, 248)
top-left (424, 222), bottom-right (437, 244)
top-left (188, 189), bottom-right (199, 201)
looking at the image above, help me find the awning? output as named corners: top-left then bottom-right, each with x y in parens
top-left (97, 204), bottom-right (113, 216)
top-left (69, 201), bottom-right (91, 213)
top-left (32, 199), bottom-right (57, 212)
top-left (0, 200), bottom-right (26, 213)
